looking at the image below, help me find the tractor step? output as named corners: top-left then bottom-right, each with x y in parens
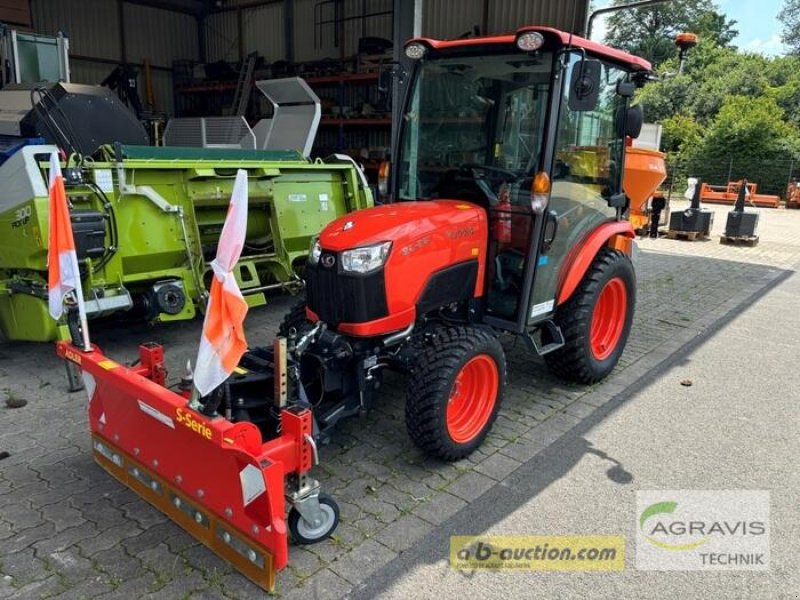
top-left (523, 320), bottom-right (565, 356)
top-left (665, 229), bottom-right (709, 242)
top-left (720, 234), bottom-right (759, 247)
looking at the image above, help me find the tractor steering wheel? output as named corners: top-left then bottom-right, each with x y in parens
top-left (460, 163), bottom-right (521, 183)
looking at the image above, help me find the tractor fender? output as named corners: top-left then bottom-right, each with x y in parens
top-left (556, 221), bottom-right (634, 305)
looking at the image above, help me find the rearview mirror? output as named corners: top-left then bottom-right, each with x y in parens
top-left (624, 104), bottom-right (644, 139)
top-left (568, 59), bottom-right (602, 112)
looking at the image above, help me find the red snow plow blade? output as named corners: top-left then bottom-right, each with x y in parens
top-left (56, 340), bottom-right (317, 592)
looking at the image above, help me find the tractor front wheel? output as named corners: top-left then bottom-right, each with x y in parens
top-left (406, 327), bottom-right (506, 461)
top-left (544, 248), bottom-right (635, 384)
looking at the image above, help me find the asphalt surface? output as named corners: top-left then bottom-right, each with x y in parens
top-left (353, 250), bottom-right (800, 600)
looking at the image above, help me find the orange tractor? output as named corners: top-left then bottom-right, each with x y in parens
top-left (58, 26), bottom-right (664, 591)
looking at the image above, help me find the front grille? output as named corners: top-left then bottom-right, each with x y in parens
top-left (305, 251), bottom-right (388, 326)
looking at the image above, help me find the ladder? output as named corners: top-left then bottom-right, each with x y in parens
top-left (231, 52), bottom-right (257, 116)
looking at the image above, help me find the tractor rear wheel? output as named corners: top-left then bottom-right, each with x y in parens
top-left (406, 326), bottom-right (506, 461)
top-left (544, 248), bottom-right (635, 384)
top-left (278, 300), bottom-right (312, 338)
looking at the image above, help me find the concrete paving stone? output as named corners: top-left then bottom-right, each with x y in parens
top-left (536, 412), bottom-right (581, 432)
top-left (0, 546), bottom-right (50, 588)
top-left (3, 520), bottom-right (56, 554)
top-left (219, 571), bottom-right (274, 599)
top-left (46, 576), bottom-right (114, 600)
top-left (328, 521), bottom-right (367, 549)
top-left (94, 573), bottom-right (160, 598)
top-left (328, 539), bottom-right (398, 585)
top-left (372, 514), bottom-right (433, 553)
top-left (387, 474), bottom-right (439, 499)
top-left (286, 546), bottom-right (324, 577)
top-left (563, 401), bottom-right (597, 419)
top-left (118, 499), bottom-right (168, 529)
top-left (2, 574), bottom-right (65, 600)
top-left (522, 421), bottom-right (570, 445)
top-left (473, 452), bottom-right (522, 481)
top-left (580, 391), bottom-right (615, 408)
top-left (350, 514), bottom-right (387, 538)
top-left (442, 471), bottom-right (496, 503)
top-left (411, 491), bottom-right (468, 526)
top-left (91, 545), bottom-right (149, 583)
top-left (180, 543), bottom-right (233, 577)
top-left (352, 495), bottom-right (401, 523)
top-left (281, 568), bottom-right (352, 600)
top-left (41, 501), bottom-right (89, 533)
top-left (43, 548), bottom-right (98, 586)
top-left (0, 520), bottom-right (13, 540)
top-left (118, 520), bottom-right (185, 555)
top-left (138, 570), bottom-right (208, 599)
top-left (497, 438), bottom-right (546, 463)
top-left (76, 521), bottom-right (143, 557)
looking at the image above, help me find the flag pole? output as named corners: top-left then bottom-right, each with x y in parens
top-left (70, 287), bottom-right (92, 352)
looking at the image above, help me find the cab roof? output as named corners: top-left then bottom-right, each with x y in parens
top-left (407, 25), bottom-right (652, 73)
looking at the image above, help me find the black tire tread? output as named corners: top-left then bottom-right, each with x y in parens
top-left (405, 326), bottom-right (506, 461)
top-left (277, 300), bottom-right (311, 338)
top-left (544, 248), bottom-right (634, 384)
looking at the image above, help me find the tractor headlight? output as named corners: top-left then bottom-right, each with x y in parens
top-left (308, 236), bottom-right (322, 265)
top-left (405, 42), bottom-right (427, 60)
top-left (341, 242), bottom-right (392, 274)
top-left (516, 31), bottom-right (545, 52)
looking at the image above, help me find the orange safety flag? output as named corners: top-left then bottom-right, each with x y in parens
top-left (47, 151), bottom-right (83, 321)
top-left (193, 169), bottom-right (249, 397)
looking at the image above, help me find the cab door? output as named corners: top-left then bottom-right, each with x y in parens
top-left (526, 54), bottom-right (630, 325)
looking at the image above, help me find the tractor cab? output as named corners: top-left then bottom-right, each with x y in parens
top-left (390, 28), bottom-right (649, 334)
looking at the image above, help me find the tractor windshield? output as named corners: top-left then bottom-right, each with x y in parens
top-left (397, 53), bottom-right (554, 203)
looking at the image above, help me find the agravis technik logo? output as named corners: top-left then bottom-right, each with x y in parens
top-left (636, 491), bottom-right (769, 571)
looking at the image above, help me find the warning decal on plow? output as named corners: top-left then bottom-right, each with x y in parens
top-left (137, 400), bottom-right (176, 429)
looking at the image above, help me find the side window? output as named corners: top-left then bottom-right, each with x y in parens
top-left (554, 57), bottom-right (627, 197)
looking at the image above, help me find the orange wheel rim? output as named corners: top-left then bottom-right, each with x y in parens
top-left (446, 354), bottom-right (499, 444)
top-left (590, 277), bottom-right (628, 361)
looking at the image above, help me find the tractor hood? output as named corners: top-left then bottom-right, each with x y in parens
top-left (319, 200), bottom-right (485, 252)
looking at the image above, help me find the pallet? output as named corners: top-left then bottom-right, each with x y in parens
top-left (720, 234), bottom-right (759, 247)
top-left (666, 229), bottom-right (708, 241)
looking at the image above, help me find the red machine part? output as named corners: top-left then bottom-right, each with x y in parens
top-left (493, 186), bottom-right (512, 244)
top-left (408, 25), bottom-right (652, 72)
top-left (317, 200), bottom-right (488, 336)
top-left (56, 341), bottom-right (313, 592)
top-left (556, 221), bottom-right (635, 306)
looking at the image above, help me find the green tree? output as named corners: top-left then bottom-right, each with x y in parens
top-left (779, 0), bottom-right (800, 54)
top-left (688, 95), bottom-right (798, 162)
top-left (604, 0), bottom-right (737, 66)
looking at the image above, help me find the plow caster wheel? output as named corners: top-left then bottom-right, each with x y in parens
top-left (288, 493), bottom-right (340, 544)
top-left (406, 326), bottom-right (506, 462)
top-left (545, 248), bottom-right (635, 384)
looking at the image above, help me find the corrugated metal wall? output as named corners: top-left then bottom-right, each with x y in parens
top-left (242, 4), bottom-right (285, 62)
top-left (422, 0), bottom-right (588, 38)
top-left (204, 10), bottom-right (240, 62)
top-left (205, 3), bottom-right (285, 63)
top-left (29, 0), bottom-right (590, 116)
top-left (32, 0), bottom-right (121, 60)
top-left (30, 0), bottom-right (199, 115)
top-left (293, 0), bottom-right (392, 63)
top-left (422, 0), bottom-right (482, 40)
